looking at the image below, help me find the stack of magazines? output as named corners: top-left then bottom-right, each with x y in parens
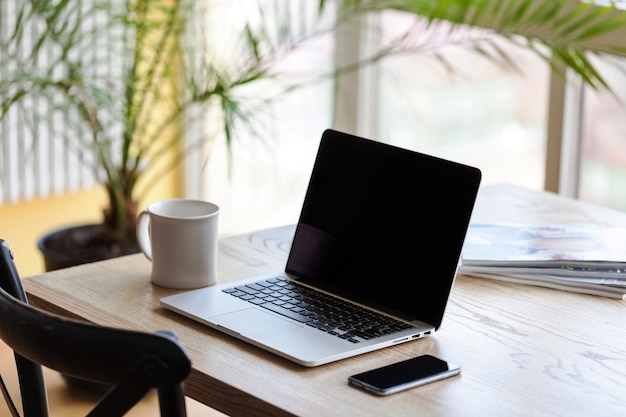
top-left (459, 223), bottom-right (626, 299)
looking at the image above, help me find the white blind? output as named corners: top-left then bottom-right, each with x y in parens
top-left (0, 1), bottom-right (123, 205)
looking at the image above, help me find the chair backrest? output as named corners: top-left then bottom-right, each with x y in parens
top-left (0, 239), bottom-right (191, 417)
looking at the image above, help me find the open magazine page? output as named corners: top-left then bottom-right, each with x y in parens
top-left (461, 224), bottom-right (626, 269)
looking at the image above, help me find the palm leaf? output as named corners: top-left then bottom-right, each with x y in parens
top-left (339, 0), bottom-right (626, 90)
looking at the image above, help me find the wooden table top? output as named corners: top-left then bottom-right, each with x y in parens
top-left (22, 185), bottom-right (626, 417)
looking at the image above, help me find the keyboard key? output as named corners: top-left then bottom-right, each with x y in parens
top-left (261, 302), bottom-right (312, 323)
top-left (235, 286), bottom-right (260, 295)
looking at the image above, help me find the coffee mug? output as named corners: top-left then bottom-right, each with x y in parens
top-left (136, 199), bottom-right (219, 289)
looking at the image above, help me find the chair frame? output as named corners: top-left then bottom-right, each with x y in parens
top-left (0, 239), bottom-right (191, 417)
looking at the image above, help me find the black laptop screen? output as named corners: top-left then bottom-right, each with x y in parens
top-left (285, 129), bottom-right (481, 329)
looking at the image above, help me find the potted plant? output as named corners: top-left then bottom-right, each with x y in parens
top-left (1, 0), bottom-right (624, 271)
top-left (0, 0), bottom-right (344, 270)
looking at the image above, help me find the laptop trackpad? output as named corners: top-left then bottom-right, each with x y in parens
top-left (212, 308), bottom-right (302, 339)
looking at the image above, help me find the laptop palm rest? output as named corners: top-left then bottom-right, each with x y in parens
top-left (212, 308), bottom-right (303, 339)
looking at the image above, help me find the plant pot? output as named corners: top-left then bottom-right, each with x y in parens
top-left (38, 224), bottom-right (140, 271)
top-left (37, 224), bottom-right (140, 395)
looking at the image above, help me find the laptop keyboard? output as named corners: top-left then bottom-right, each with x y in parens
top-left (223, 276), bottom-right (413, 343)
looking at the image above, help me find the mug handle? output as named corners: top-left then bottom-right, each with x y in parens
top-left (136, 210), bottom-right (152, 261)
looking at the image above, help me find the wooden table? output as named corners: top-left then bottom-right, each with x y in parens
top-left (22, 185), bottom-right (626, 417)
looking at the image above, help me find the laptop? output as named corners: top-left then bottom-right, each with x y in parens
top-left (161, 129), bottom-right (481, 367)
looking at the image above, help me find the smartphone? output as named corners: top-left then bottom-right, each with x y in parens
top-left (348, 355), bottom-right (461, 396)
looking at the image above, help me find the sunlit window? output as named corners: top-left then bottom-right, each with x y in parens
top-left (193, 1), bottom-right (626, 237)
top-left (375, 11), bottom-right (549, 190)
top-left (579, 55), bottom-right (626, 210)
top-left (193, 1), bottom-right (335, 236)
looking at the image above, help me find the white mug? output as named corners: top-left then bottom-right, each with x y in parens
top-left (136, 199), bottom-right (220, 289)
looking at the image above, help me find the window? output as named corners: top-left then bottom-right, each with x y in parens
top-left (190, 1), bottom-right (336, 236)
top-left (578, 55), bottom-right (626, 210)
top-left (373, 11), bottom-right (549, 191)
top-left (192, 1), bottom-right (626, 236)
top-left (545, 4), bottom-right (626, 208)
top-left (356, 3), bottom-right (626, 210)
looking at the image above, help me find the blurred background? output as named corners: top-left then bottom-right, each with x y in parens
top-left (1, 1), bottom-right (625, 277)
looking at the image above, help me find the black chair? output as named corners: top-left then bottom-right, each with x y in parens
top-left (0, 239), bottom-right (191, 417)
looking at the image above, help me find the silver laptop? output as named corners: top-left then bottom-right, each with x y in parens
top-left (161, 129), bottom-right (481, 367)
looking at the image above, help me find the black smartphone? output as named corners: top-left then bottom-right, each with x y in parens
top-left (348, 355), bottom-right (461, 396)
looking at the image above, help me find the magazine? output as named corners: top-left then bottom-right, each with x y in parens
top-left (458, 264), bottom-right (626, 280)
top-left (461, 224), bottom-right (626, 269)
top-left (463, 271), bottom-right (626, 299)
top-left (459, 223), bottom-right (626, 298)
top-left (457, 184), bottom-right (626, 298)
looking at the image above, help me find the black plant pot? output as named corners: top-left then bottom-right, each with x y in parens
top-left (38, 224), bottom-right (140, 271)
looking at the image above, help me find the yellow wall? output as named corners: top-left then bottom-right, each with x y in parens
top-left (0, 171), bottom-right (181, 278)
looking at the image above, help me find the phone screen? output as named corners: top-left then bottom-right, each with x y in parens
top-left (348, 355), bottom-right (461, 395)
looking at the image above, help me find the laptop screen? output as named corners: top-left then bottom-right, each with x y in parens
top-left (286, 129), bottom-right (481, 329)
